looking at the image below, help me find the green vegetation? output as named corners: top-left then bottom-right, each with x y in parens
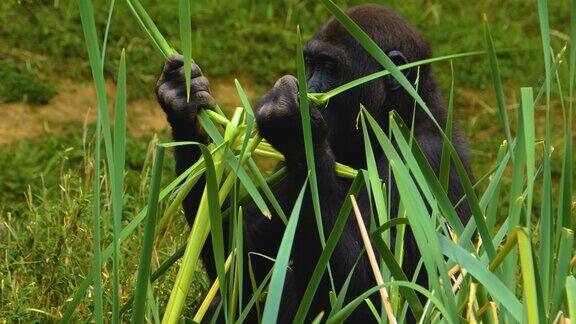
top-left (1, 0), bottom-right (575, 323)
top-left (0, 59), bottom-right (55, 104)
top-left (0, 0), bottom-right (570, 99)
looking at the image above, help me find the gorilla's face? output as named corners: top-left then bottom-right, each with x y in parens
top-left (303, 34), bottom-right (390, 153)
top-left (303, 42), bottom-right (346, 94)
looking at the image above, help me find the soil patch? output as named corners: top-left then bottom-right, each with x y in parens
top-left (0, 77), bottom-right (256, 144)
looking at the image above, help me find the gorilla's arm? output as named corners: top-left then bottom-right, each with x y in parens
top-left (156, 54), bottom-right (215, 223)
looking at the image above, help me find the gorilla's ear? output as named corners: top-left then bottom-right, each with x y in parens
top-left (385, 50), bottom-right (409, 91)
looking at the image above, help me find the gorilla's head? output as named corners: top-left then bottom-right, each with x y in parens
top-left (304, 4), bottom-right (435, 161)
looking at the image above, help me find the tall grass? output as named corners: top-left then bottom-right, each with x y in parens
top-left (63, 0), bottom-right (575, 322)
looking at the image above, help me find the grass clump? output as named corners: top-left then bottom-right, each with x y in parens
top-left (0, 58), bottom-right (56, 104)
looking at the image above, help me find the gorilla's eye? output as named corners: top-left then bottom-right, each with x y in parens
top-left (304, 56), bottom-right (315, 68)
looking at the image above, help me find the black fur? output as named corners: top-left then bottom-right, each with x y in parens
top-left (156, 4), bottom-right (472, 322)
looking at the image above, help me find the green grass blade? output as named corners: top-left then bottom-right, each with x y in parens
top-left (91, 106), bottom-right (103, 324)
top-left (201, 144), bottom-right (228, 317)
top-left (550, 228), bottom-right (574, 318)
top-left (125, 0), bottom-right (175, 58)
top-left (146, 281), bottom-right (161, 324)
top-left (517, 229), bottom-right (544, 324)
top-left (120, 244), bottom-right (186, 316)
top-left (161, 142), bottom-right (229, 323)
top-left (483, 15), bottom-right (513, 156)
top-left (389, 112), bottom-right (465, 237)
top-left (293, 173), bottom-right (364, 323)
top-left (100, 0), bottom-right (115, 68)
top-left (295, 25), bottom-right (329, 262)
top-left (328, 255), bottom-right (362, 317)
top-left (566, 276), bottom-right (576, 320)
top-left (520, 87), bottom-right (535, 226)
top-left (247, 159), bottom-right (287, 224)
top-left (262, 178), bottom-right (308, 323)
top-left (178, 0), bottom-right (192, 100)
top-left (483, 142), bottom-right (508, 231)
top-left (75, 1), bottom-right (119, 322)
top-left (439, 61), bottom-right (455, 189)
top-left (235, 269), bottom-right (273, 324)
top-left (537, 3), bottom-right (555, 309)
top-left (558, 0), bottom-right (575, 237)
top-left (234, 80), bottom-right (283, 220)
top-left (234, 207), bottom-right (244, 315)
top-left (234, 79), bottom-right (255, 163)
top-left (131, 146), bottom-right (165, 324)
top-left (359, 104), bottom-right (389, 236)
top-left (76, 0), bottom-right (115, 194)
top-left (111, 49), bottom-right (127, 323)
top-left (310, 51), bottom-right (486, 104)
top-left (503, 94), bottom-right (527, 315)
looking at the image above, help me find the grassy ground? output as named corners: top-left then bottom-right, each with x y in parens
top-left (0, 0), bottom-right (573, 322)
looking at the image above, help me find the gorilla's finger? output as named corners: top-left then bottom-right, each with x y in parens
top-left (190, 76), bottom-right (211, 94)
top-left (190, 90), bottom-right (216, 109)
top-left (164, 54), bottom-right (184, 73)
top-left (190, 63), bottom-right (203, 79)
top-left (272, 75), bottom-right (298, 93)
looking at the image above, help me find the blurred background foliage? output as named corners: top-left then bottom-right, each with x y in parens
top-left (0, 0), bottom-right (570, 101)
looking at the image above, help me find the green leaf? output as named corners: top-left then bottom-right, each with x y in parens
top-left (295, 25), bottom-right (330, 270)
top-left (550, 228), bottom-right (574, 318)
top-left (359, 104), bottom-right (389, 235)
top-left (517, 229), bottom-right (545, 324)
top-left (201, 144), bottom-right (227, 317)
top-left (90, 98), bottom-right (103, 324)
top-left (439, 61), bottom-right (455, 190)
top-left (262, 178), bottom-right (308, 323)
top-left (126, 0), bottom-right (175, 58)
top-left (483, 15), bottom-right (513, 156)
top-left (310, 51), bottom-right (486, 104)
top-left (294, 173), bottom-right (365, 323)
top-left (131, 146), bottom-right (165, 324)
top-left (179, 0), bottom-right (192, 101)
top-left (566, 276), bottom-right (576, 320)
top-left (111, 49), bottom-right (127, 323)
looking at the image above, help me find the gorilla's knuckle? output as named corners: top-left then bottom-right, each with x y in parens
top-left (190, 76), bottom-right (210, 92)
top-left (164, 54), bottom-right (184, 72)
top-left (192, 91), bottom-right (215, 107)
top-left (274, 75), bottom-right (298, 90)
top-left (191, 64), bottom-right (203, 78)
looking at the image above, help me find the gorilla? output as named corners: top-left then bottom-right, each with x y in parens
top-left (156, 4), bottom-right (472, 322)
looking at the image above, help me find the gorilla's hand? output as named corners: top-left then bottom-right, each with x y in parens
top-left (255, 75), bottom-right (328, 164)
top-left (156, 54), bottom-right (215, 132)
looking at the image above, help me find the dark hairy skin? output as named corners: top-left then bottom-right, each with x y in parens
top-left (156, 4), bottom-right (472, 323)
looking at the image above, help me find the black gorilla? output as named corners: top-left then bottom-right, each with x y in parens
top-left (156, 4), bottom-right (472, 322)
